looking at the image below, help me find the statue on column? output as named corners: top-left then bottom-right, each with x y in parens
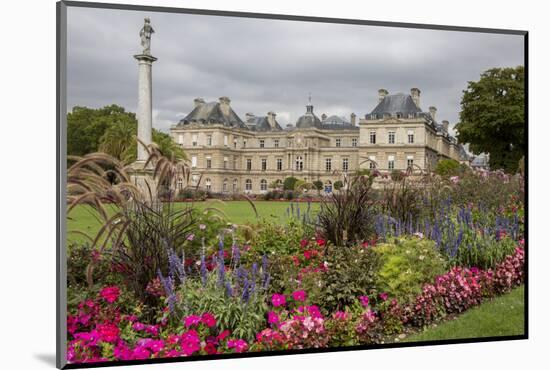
top-left (139, 17), bottom-right (155, 55)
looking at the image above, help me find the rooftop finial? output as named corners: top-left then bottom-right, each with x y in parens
top-left (308, 92), bottom-right (312, 104)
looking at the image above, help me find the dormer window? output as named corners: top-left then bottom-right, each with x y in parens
top-left (335, 138), bottom-right (341, 147)
top-left (260, 139), bottom-right (265, 148)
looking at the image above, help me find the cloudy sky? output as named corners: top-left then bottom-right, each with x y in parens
top-left (67, 6), bottom-right (524, 134)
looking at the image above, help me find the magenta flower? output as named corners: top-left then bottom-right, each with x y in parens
top-left (267, 311), bottom-right (280, 325)
top-left (271, 293), bottom-right (286, 307)
top-left (99, 286), bottom-right (120, 304)
top-left (379, 292), bottom-right (388, 301)
top-left (227, 339), bottom-right (248, 353)
top-left (201, 312), bottom-right (217, 328)
top-left (186, 233), bottom-right (195, 241)
top-left (180, 330), bottom-right (201, 356)
top-left (359, 295), bottom-right (370, 307)
top-left (132, 322), bottom-right (145, 331)
top-left (184, 315), bottom-right (202, 328)
top-left (291, 290), bottom-right (307, 302)
top-left (97, 323), bottom-right (120, 343)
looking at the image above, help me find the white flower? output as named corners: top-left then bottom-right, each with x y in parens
top-left (419, 255), bottom-right (425, 260)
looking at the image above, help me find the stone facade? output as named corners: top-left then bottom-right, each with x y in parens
top-left (169, 89), bottom-right (465, 194)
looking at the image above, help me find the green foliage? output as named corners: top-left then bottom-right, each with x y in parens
top-left (314, 245), bottom-right (382, 313)
top-left (67, 104), bottom-right (185, 164)
top-left (177, 272), bottom-right (268, 342)
top-left (312, 180), bottom-right (323, 192)
top-left (333, 180), bottom-right (343, 190)
top-left (435, 159), bottom-right (461, 177)
top-left (249, 218), bottom-right (305, 257)
top-left (455, 66), bottom-right (525, 173)
top-left (447, 232), bottom-right (518, 270)
top-left (283, 176), bottom-right (298, 191)
top-left (374, 237), bottom-right (446, 301)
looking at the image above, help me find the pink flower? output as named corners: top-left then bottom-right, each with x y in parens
top-left (359, 295), bottom-right (370, 307)
top-left (180, 330), bottom-right (201, 356)
top-left (227, 339), bottom-right (248, 353)
top-left (333, 311), bottom-right (349, 320)
top-left (291, 290), bottom-right (307, 302)
top-left (97, 323), bottom-right (120, 343)
top-left (300, 239), bottom-right (309, 248)
top-left (99, 286), bottom-right (120, 304)
top-left (184, 315), bottom-right (202, 328)
top-left (379, 292), bottom-right (388, 301)
top-left (201, 313), bottom-right (217, 328)
top-left (132, 322), bottom-right (145, 331)
top-left (199, 224), bottom-right (207, 230)
top-left (271, 293), bottom-right (286, 307)
top-left (450, 176), bottom-right (460, 184)
top-left (186, 233), bottom-right (195, 241)
top-left (267, 311), bottom-right (280, 325)
top-left (217, 329), bottom-right (230, 341)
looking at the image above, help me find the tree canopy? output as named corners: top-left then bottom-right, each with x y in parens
top-left (455, 66), bottom-right (525, 173)
top-left (67, 104), bottom-right (185, 164)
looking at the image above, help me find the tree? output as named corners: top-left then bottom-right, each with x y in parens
top-left (455, 66), bottom-right (525, 173)
top-left (312, 180), bottom-right (323, 195)
top-left (67, 105), bottom-right (185, 164)
top-left (283, 176), bottom-right (298, 191)
top-left (435, 159), bottom-right (461, 177)
top-left (333, 180), bottom-right (344, 191)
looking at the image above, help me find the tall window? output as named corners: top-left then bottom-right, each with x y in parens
top-left (233, 156), bottom-right (238, 170)
top-left (335, 138), bottom-right (341, 147)
top-left (192, 134), bottom-right (198, 146)
top-left (245, 179), bottom-right (252, 191)
top-left (246, 158), bottom-right (252, 171)
top-left (243, 140), bottom-right (247, 148)
top-left (342, 158), bottom-right (349, 172)
top-left (261, 158), bottom-right (267, 171)
top-left (388, 155), bottom-right (395, 170)
top-left (407, 156), bottom-right (414, 168)
top-left (369, 131), bottom-right (376, 144)
top-left (408, 130), bottom-right (414, 144)
top-left (325, 158), bottom-right (332, 172)
top-left (259, 139), bottom-right (265, 148)
top-left (205, 178), bottom-right (212, 191)
top-left (223, 179), bottom-right (228, 193)
top-left (352, 138), bottom-right (357, 147)
top-left (369, 156), bottom-right (376, 169)
top-left (274, 139), bottom-right (279, 148)
top-left (223, 134), bottom-right (228, 146)
top-left (206, 135), bottom-right (212, 146)
top-left (177, 178), bottom-right (183, 190)
top-left (260, 179), bottom-right (268, 191)
top-left (277, 158), bottom-right (283, 171)
top-left (388, 131), bottom-right (395, 144)
top-left (178, 134), bottom-right (184, 145)
top-left (234, 139), bottom-right (238, 148)
top-left (206, 157), bottom-right (212, 169)
top-left (295, 156), bottom-right (303, 171)
top-left (232, 179), bottom-right (238, 192)
top-left (223, 157), bottom-right (228, 169)
top-left (191, 156), bottom-right (197, 168)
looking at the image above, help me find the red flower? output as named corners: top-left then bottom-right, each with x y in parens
top-left (201, 313), bottom-right (217, 328)
top-left (300, 239), bottom-right (309, 248)
top-left (316, 238), bottom-right (326, 247)
top-left (100, 286), bottom-right (120, 304)
top-left (97, 323), bottom-right (120, 343)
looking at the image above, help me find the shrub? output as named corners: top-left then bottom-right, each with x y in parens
top-left (435, 159), bottom-right (461, 177)
top-left (313, 244), bottom-right (381, 313)
top-left (283, 177), bottom-right (298, 191)
top-left (333, 180), bottom-right (343, 190)
top-left (250, 218), bottom-right (306, 257)
top-left (374, 237), bottom-right (446, 302)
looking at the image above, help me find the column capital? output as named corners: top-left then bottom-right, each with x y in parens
top-left (133, 54), bottom-right (158, 63)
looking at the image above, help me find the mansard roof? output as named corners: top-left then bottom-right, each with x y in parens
top-left (178, 100), bottom-right (247, 128)
top-left (370, 93), bottom-right (422, 116)
top-left (245, 115), bottom-right (283, 132)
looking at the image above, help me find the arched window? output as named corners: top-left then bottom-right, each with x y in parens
top-left (324, 180), bottom-right (333, 194)
top-left (232, 179), bottom-right (238, 192)
top-left (205, 178), bottom-right (211, 191)
top-left (223, 178), bottom-right (228, 193)
top-left (295, 155), bottom-right (303, 171)
top-left (260, 179), bottom-right (268, 191)
top-left (245, 179), bottom-right (252, 191)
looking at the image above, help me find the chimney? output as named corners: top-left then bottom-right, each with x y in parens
top-left (321, 113), bottom-right (327, 121)
top-left (350, 112), bottom-right (356, 126)
top-left (219, 96), bottom-right (231, 116)
top-left (378, 89), bottom-right (389, 103)
top-left (267, 111), bottom-right (277, 128)
top-left (410, 88), bottom-right (421, 108)
top-left (442, 120), bottom-right (449, 133)
top-left (193, 97), bottom-right (205, 108)
top-left (245, 112), bottom-right (255, 123)
top-left (429, 106), bottom-right (437, 121)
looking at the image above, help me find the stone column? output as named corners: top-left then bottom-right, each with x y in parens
top-left (134, 53), bottom-right (157, 161)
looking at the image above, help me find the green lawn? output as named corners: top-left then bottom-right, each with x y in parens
top-left (67, 200), bottom-right (320, 244)
top-left (405, 285), bottom-right (525, 342)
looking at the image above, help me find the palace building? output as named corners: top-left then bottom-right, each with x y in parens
top-left (170, 88), bottom-right (467, 194)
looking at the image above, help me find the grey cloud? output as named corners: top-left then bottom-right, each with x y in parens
top-left (67, 7), bottom-right (524, 133)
